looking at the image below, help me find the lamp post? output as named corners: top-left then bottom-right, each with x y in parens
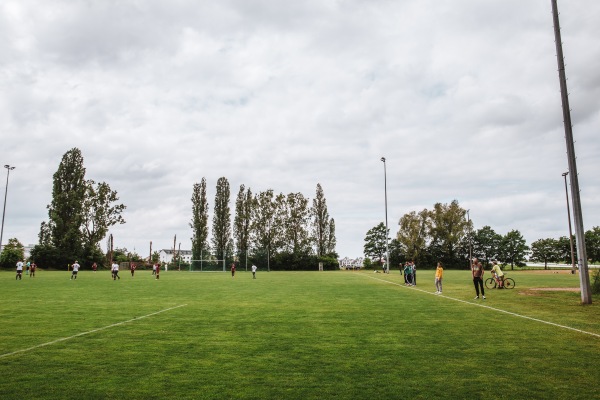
top-left (466, 209), bottom-right (472, 266)
top-left (562, 172), bottom-right (576, 274)
top-left (381, 157), bottom-right (390, 274)
top-left (0, 165), bottom-right (15, 255)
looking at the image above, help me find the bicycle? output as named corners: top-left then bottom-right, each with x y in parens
top-left (485, 274), bottom-right (515, 289)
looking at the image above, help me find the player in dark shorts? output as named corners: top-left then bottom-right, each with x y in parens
top-left (231, 263), bottom-right (236, 278)
top-left (130, 263), bottom-right (136, 277)
top-left (30, 262), bottom-right (37, 278)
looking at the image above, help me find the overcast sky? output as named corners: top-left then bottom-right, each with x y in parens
top-left (1, 0), bottom-right (599, 260)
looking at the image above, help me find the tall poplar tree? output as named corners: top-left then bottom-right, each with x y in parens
top-left (48, 148), bottom-right (87, 264)
top-left (233, 184), bottom-right (252, 261)
top-left (282, 192), bottom-right (311, 254)
top-left (212, 177), bottom-right (231, 261)
top-left (312, 183), bottom-right (330, 257)
top-left (191, 178), bottom-right (210, 264)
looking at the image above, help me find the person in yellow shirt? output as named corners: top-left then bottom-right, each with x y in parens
top-left (490, 261), bottom-right (504, 288)
top-left (434, 262), bottom-right (443, 294)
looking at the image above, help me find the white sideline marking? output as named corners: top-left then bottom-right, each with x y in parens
top-left (0, 304), bottom-right (188, 359)
top-left (366, 275), bottom-right (600, 339)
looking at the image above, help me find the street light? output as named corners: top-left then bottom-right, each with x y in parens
top-left (381, 157), bottom-right (390, 274)
top-left (0, 165), bottom-right (16, 255)
top-left (562, 172), bottom-right (576, 274)
top-left (466, 209), bottom-right (472, 264)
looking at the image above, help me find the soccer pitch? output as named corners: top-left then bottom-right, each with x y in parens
top-left (1, 269), bottom-right (598, 399)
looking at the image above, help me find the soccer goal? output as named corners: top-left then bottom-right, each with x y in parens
top-left (189, 259), bottom-right (227, 272)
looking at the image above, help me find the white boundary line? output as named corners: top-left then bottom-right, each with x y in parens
top-left (366, 275), bottom-right (600, 339)
top-left (0, 304), bottom-right (188, 359)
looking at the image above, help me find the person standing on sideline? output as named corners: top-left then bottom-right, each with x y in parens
top-left (251, 264), bottom-right (257, 279)
top-left (30, 262), bottom-right (37, 278)
top-left (403, 262), bottom-right (412, 285)
top-left (16, 260), bottom-right (24, 280)
top-left (71, 260), bottom-right (80, 280)
top-left (111, 262), bottom-right (121, 280)
top-left (435, 262), bottom-right (444, 294)
top-left (231, 263), bottom-right (236, 278)
top-left (411, 261), bottom-right (417, 285)
top-left (471, 258), bottom-right (485, 299)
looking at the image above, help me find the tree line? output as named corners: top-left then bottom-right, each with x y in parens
top-left (362, 199), bottom-right (599, 270)
top-left (0, 147), bottom-right (338, 270)
top-left (190, 178), bottom-right (338, 271)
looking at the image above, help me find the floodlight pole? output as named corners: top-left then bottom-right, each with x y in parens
top-left (562, 172), bottom-right (576, 274)
top-left (551, 0), bottom-right (591, 303)
top-left (0, 165), bottom-right (15, 255)
top-left (467, 209), bottom-right (472, 265)
top-left (381, 157), bottom-right (390, 274)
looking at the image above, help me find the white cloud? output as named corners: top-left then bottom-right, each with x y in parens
top-left (1, 0), bottom-right (599, 258)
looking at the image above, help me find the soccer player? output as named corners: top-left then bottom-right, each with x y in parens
top-left (71, 260), bottom-right (80, 280)
top-left (111, 262), bottom-right (121, 280)
top-left (155, 263), bottom-right (160, 280)
top-left (30, 262), bottom-right (37, 278)
top-left (130, 262), bottom-right (136, 277)
top-left (16, 260), bottom-right (24, 280)
top-left (251, 264), bottom-right (257, 279)
top-left (92, 262), bottom-right (97, 272)
top-left (231, 263), bottom-right (236, 278)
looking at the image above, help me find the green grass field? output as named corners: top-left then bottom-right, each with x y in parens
top-left (1, 269), bottom-right (598, 400)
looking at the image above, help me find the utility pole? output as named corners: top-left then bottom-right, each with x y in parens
top-left (551, 0), bottom-right (591, 303)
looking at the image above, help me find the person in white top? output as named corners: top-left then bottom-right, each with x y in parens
top-left (71, 261), bottom-right (80, 280)
top-left (111, 262), bottom-right (121, 280)
top-left (16, 260), bottom-right (24, 280)
top-left (251, 264), bottom-right (257, 279)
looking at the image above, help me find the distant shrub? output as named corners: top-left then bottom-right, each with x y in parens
top-left (591, 269), bottom-right (600, 295)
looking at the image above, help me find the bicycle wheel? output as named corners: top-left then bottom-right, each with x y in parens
top-left (485, 278), bottom-right (496, 290)
top-left (504, 278), bottom-right (515, 289)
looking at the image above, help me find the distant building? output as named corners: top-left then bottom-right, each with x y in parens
top-left (159, 249), bottom-right (193, 264)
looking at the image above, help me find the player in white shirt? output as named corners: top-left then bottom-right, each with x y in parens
top-left (111, 262), bottom-right (121, 280)
top-left (16, 260), bottom-right (24, 280)
top-left (251, 264), bottom-right (257, 279)
top-left (71, 261), bottom-right (80, 280)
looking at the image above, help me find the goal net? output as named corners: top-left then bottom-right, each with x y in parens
top-left (189, 259), bottom-right (227, 272)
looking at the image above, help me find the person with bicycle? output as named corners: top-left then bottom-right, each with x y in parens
top-left (490, 261), bottom-right (504, 289)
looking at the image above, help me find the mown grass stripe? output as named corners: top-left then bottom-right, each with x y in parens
top-left (0, 303), bottom-right (188, 359)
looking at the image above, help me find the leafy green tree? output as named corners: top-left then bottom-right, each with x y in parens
top-left (530, 238), bottom-right (559, 269)
top-left (472, 226), bottom-right (502, 265)
top-left (312, 183), bottom-right (330, 257)
top-left (556, 236), bottom-right (576, 265)
top-left (499, 230), bottom-right (529, 270)
top-left (212, 177), bottom-right (232, 261)
top-left (191, 178), bottom-right (210, 265)
top-left (0, 238), bottom-right (25, 269)
top-left (388, 238), bottom-right (405, 270)
top-left (81, 179), bottom-right (125, 267)
top-left (233, 184), bottom-right (252, 261)
top-left (251, 190), bottom-right (279, 261)
top-left (585, 227), bottom-right (600, 263)
top-left (427, 200), bottom-right (470, 266)
top-left (282, 192), bottom-right (311, 255)
top-left (364, 222), bottom-right (388, 265)
top-left (47, 148), bottom-right (87, 265)
top-left (397, 210), bottom-right (428, 262)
